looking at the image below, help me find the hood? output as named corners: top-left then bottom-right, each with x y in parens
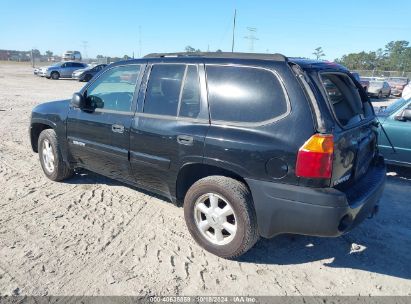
top-left (32, 99), bottom-right (70, 115)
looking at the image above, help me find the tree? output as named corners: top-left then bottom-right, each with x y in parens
top-left (96, 55), bottom-right (104, 59)
top-left (45, 50), bottom-right (53, 57)
top-left (31, 49), bottom-right (41, 57)
top-left (334, 40), bottom-right (411, 72)
top-left (335, 51), bottom-right (377, 70)
top-left (216, 49), bottom-right (222, 53)
top-left (313, 47), bottom-right (325, 60)
top-left (185, 46), bottom-right (201, 53)
top-left (384, 40), bottom-right (411, 71)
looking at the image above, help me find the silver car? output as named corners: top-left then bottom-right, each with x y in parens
top-left (38, 62), bottom-right (88, 80)
top-left (367, 81), bottom-right (391, 98)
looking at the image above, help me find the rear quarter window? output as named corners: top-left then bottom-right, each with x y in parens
top-left (206, 65), bottom-right (289, 124)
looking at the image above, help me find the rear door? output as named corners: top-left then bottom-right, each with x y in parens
top-left (67, 64), bottom-right (143, 182)
top-left (129, 63), bottom-right (209, 198)
top-left (319, 72), bottom-right (377, 188)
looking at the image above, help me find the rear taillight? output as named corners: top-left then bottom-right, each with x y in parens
top-left (296, 134), bottom-right (334, 179)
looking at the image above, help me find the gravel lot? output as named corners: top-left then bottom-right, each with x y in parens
top-left (0, 62), bottom-right (410, 296)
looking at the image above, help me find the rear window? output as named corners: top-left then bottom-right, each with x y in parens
top-left (206, 65), bottom-right (288, 124)
top-left (321, 73), bottom-right (364, 126)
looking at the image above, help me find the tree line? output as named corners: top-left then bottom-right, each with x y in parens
top-left (334, 40), bottom-right (411, 71)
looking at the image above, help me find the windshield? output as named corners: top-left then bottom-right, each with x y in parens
top-left (369, 81), bottom-right (383, 87)
top-left (378, 97), bottom-right (410, 116)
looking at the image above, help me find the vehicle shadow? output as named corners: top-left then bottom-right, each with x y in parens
top-left (239, 229), bottom-right (410, 280)
top-left (239, 169), bottom-right (411, 280)
top-left (65, 169), bottom-right (172, 203)
top-left (386, 164), bottom-right (411, 182)
top-left (64, 168), bottom-right (411, 280)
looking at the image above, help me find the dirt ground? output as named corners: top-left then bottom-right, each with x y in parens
top-left (0, 62), bottom-right (410, 296)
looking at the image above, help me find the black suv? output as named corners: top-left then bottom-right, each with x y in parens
top-left (30, 53), bottom-right (386, 258)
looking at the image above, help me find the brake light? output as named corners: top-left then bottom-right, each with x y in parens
top-left (296, 134), bottom-right (334, 179)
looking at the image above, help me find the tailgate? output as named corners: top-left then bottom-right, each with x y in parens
top-left (317, 71), bottom-right (378, 190)
top-left (331, 121), bottom-right (377, 190)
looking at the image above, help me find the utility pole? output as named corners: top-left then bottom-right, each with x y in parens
top-left (81, 40), bottom-right (88, 59)
top-left (244, 27), bottom-right (258, 52)
top-left (231, 9), bottom-right (237, 52)
top-left (139, 26), bottom-right (142, 57)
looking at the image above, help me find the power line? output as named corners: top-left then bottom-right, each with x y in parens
top-left (139, 26), bottom-right (142, 57)
top-left (81, 40), bottom-right (88, 59)
top-left (231, 9), bottom-right (237, 52)
top-left (244, 27), bottom-right (258, 52)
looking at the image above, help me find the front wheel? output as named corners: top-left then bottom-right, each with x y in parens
top-left (184, 176), bottom-right (259, 259)
top-left (377, 91), bottom-right (383, 99)
top-left (50, 71), bottom-right (60, 80)
top-left (38, 129), bottom-right (73, 181)
top-left (84, 74), bottom-right (92, 82)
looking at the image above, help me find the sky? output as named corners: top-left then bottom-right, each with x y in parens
top-left (1, 0), bottom-right (410, 60)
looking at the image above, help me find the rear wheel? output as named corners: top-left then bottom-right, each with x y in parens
top-left (184, 176), bottom-right (259, 259)
top-left (38, 129), bottom-right (73, 181)
top-left (50, 71), bottom-right (60, 80)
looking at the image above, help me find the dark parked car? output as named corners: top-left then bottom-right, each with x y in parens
top-left (377, 96), bottom-right (411, 167)
top-left (29, 53), bottom-right (385, 258)
top-left (72, 64), bottom-right (107, 82)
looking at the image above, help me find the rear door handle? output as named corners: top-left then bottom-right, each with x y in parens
top-left (177, 135), bottom-right (194, 145)
top-left (112, 124), bottom-right (125, 134)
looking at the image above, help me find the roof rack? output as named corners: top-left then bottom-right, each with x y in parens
top-left (143, 52), bottom-right (287, 61)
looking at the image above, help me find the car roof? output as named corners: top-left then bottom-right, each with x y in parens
top-left (109, 52), bottom-right (348, 72)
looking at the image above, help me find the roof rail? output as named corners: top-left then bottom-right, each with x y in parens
top-left (143, 52), bottom-right (287, 61)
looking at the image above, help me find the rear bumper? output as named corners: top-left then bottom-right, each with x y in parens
top-left (246, 158), bottom-right (386, 238)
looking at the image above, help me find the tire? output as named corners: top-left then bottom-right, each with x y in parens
top-left (184, 176), bottom-right (259, 259)
top-left (377, 91), bottom-right (382, 99)
top-left (386, 90), bottom-right (391, 98)
top-left (84, 74), bottom-right (92, 82)
top-left (50, 71), bottom-right (60, 80)
top-left (38, 129), bottom-right (73, 181)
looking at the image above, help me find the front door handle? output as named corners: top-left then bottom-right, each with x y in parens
top-left (112, 124), bottom-right (125, 134)
top-left (177, 135), bottom-right (194, 145)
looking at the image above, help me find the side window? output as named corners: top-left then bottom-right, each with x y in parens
top-left (179, 65), bottom-right (201, 118)
top-left (206, 65), bottom-right (288, 123)
top-left (144, 64), bottom-right (185, 116)
top-left (85, 65), bottom-right (141, 112)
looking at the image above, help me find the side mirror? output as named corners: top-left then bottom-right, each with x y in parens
top-left (394, 108), bottom-right (411, 121)
top-left (71, 92), bottom-right (85, 108)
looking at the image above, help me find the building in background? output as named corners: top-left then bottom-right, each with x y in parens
top-left (62, 51), bottom-right (82, 61)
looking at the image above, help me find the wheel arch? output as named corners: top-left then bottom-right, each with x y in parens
top-left (175, 163), bottom-right (252, 206)
top-left (30, 121), bottom-right (55, 152)
top-left (50, 70), bottom-right (60, 78)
